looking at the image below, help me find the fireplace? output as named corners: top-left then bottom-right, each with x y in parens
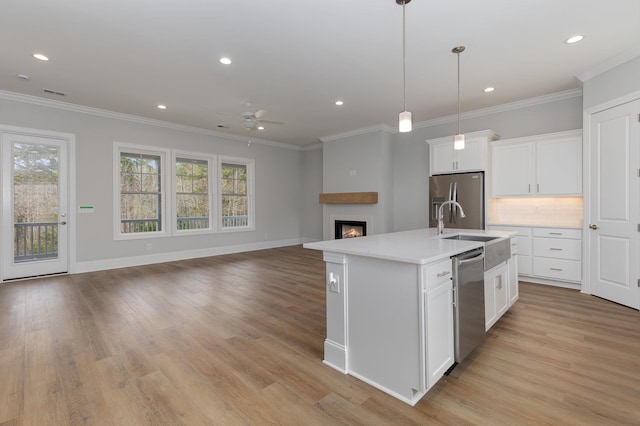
top-left (335, 220), bottom-right (367, 239)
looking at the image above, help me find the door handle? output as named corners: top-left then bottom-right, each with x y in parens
top-left (59, 221), bottom-right (67, 225)
top-left (589, 224), bottom-right (598, 230)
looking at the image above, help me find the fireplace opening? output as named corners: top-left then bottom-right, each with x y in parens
top-left (335, 220), bottom-right (367, 239)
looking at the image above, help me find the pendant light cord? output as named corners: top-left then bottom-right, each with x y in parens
top-left (402, 1), bottom-right (407, 112)
top-left (457, 51), bottom-right (460, 134)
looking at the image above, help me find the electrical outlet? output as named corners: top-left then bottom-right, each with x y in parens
top-left (328, 272), bottom-right (340, 294)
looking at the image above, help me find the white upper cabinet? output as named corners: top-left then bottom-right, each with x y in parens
top-left (427, 130), bottom-right (500, 176)
top-left (491, 130), bottom-right (582, 197)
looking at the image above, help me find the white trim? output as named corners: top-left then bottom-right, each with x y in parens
top-left (172, 150), bottom-right (218, 235)
top-left (73, 238), bottom-right (304, 274)
top-left (320, 124), bottom-right (395, 143)
top-left (415, 89), bottom-right (582, 130)
top-left (0, 125), bottom-right (76, 278)
top-left (0, 90), bottom-right (304, 151)
top-left (577, 44), bottom-right (640, 82)
top-left (218, 156), bottom-right (256, 232)
top-left (113, 142), bottom-right (172, 240)
top-left (581, 90), bottom-right (640, 296)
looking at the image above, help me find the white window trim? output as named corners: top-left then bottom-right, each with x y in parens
top-left (113, 142), bottom-right (171, 240)
top-left (172, 150), bottom-right (218, 235)
top-left (218, 156), bottom-right (255, 232)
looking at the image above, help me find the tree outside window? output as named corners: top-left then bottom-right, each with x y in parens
top-left (119, 152), bottom-right (162, 234)
top-left (221, 162), bottom-right (249, 228)
top-left (176, 157), bottom-right (210, 230)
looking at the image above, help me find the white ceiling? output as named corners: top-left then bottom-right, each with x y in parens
top-left (1, 0), bottom-right (639, 147)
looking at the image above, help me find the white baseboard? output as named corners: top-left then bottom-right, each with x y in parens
top-left (73, 238), bottom-right (306, 274)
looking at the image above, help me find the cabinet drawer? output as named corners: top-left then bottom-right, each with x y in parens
top-left (533, 238), bottom-right (581, 261)
top-left (533, 258), bottom-right (581, 282)
top-left (533, 227), bottom-right (581, 240)
top-left (423, 258), bottom-right (453, 290)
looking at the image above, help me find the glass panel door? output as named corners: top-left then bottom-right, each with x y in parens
top-left (2, 133), bottom-right (68, 280)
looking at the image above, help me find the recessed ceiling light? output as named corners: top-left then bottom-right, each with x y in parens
top-left (484, 87), bottom-right (495, 93)
top-left (257, 126), bottom-right (265, 130)
top-left (219, 57), bottom-right (232, 65)
top-left (157, 104), bottom-right (167, 110)
top-left (33, 53), bottom-right (49, 61)
top-left (565, 35), bottom-right (584, 44)
top-left (335, 100), bottom-right (344, 106)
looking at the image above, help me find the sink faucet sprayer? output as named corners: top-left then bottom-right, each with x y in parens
top-left (437, 200), bottom-right (466, 235)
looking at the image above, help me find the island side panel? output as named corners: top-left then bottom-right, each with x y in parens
top-left (346, 255), bottom-right (424, 403)
top-left (323, 251), bottom-right (348, 372)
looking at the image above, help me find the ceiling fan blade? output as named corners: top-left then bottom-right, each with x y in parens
top-left (254, 109), bottom-right (266, 119)
top-left (257, 119), bottom-right (284, 125)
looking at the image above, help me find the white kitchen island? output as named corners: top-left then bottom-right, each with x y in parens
top-left (304, 228), bottom-right (515, 406)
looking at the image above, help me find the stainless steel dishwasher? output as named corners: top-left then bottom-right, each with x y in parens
top-left (452, 247), bottom-right (486, 363)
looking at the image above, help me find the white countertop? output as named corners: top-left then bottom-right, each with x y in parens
top-left (303, 228), bottom-right (516, 265)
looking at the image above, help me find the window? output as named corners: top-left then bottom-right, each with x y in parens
top-left (220, 157), bottom-right (254, 230)
top-left (114, 143), bottom-right (169, 239)
top-left (174, 152), bottom-right (215, 233)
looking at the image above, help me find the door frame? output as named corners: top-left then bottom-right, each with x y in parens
top-left (582, 89), bottom-right (640, 298)
top-left (0, 125), bottom-right (76, 280)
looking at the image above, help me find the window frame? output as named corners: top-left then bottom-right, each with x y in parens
top-left (113, 142), bottom-right (171, 240)
top-left (218, 156), bottom-right (255, 232)
top-left (171, 150), bottom-right (217, 235)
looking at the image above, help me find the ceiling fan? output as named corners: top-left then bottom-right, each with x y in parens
top-left (218, 103), bottom-right (285, 131)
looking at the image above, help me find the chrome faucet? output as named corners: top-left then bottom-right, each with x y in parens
top-left (437, 200), bottom-right (466, 235)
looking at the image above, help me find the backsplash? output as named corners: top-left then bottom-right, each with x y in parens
top-left (487, 197), bottom-right (583, 228)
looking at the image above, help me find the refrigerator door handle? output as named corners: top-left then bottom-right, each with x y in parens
top-left (448, 182), bottom-right (455, 222)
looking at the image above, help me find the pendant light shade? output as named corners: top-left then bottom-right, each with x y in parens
top-left (399, 111), bottom-right (412, 132)
top-left (397, 0), bottom-right (412, 133)
top-left (452, 45), bottom-right (465, 149)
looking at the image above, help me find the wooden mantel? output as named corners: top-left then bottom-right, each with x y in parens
top-left (319, 192), bottom-right (378, 204)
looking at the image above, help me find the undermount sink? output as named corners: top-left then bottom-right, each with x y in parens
top-left (443, 233), bottom-right (511, 271)
top-left (442, 234), bottom-right (500, 243)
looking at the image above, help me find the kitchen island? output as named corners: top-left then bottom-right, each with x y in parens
top-left (303, 228), bottom-right (516, 406)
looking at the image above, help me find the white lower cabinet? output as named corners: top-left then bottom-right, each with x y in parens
top-left (425, 280), bottom-right (454, 388)
top-left (423, 259), bottom-right (455, 388)
top-left (489, 225), bottom-right (582, 288)
top-left (484, 261), bottom-right (509, 331)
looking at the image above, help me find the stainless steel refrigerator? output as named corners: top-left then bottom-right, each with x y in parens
top-left (429, 172), bottom-right (485, 230)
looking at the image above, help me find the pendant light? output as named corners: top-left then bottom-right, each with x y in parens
top-left (452, 46), bottom-right (465, 149)
top-left (397, 0), bottom-right (412, 133)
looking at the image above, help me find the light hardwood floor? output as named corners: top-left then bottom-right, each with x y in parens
top-left (0, 245), bottom-right (638, 425)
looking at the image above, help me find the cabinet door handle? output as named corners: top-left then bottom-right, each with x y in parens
top-left (528, 184), bottom-right (531, 193)
top-left (437, 271), bottom-right (451, 277)
top-left (550, 248), bottom-right (563, 251)
top-left (550, 268), bottom-right (563, 271)
top-left (549, 232), bottom-right (562, 235)
top-left (537, 183), bottom-right (540, 193)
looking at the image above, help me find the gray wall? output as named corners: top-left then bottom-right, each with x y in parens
top-left (583, 57), bottom-right (640, 110)
top-left (391, 95), bottom-right (584, 231)
top-left (321, 128), bottom-right (394, 239)
top-left (0, 89), bottom-right (585, 271)
top-left (0, 96), bottom-right (316, 268)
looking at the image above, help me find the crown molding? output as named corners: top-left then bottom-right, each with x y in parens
top-left (577, 44), bottom-right (640, 82)
top-left (320, 124), bottom-right (396, 143)
top-left (414, 88), bottom-right (582, 130)
top-left (0, 90), bottom-right (305, 151)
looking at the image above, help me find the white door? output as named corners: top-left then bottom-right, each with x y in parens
top-left (588, 99), bottom-right (640, 309)
top-left (2, 132), bottom-right (69, 280)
